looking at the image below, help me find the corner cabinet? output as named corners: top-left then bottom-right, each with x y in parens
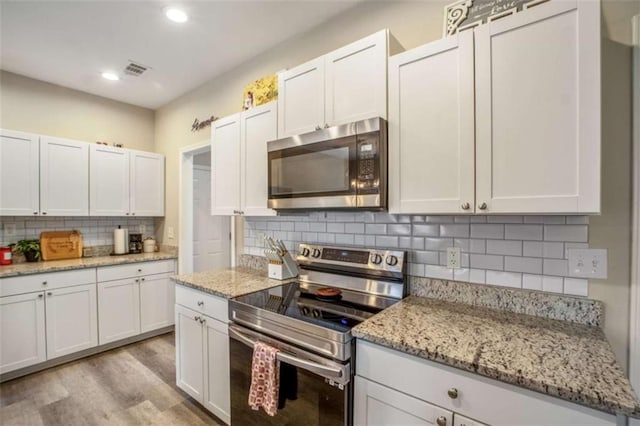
top-left (278, 29), bottom-right (389, 137)
top-left (0, 129), bottom-right (39, 216)
top-left (211, 102), bottom-right (277, 217)
top-left (389, 0), bottom-right (601, 215)
top-left (355, 340), bottom-right (615, 426)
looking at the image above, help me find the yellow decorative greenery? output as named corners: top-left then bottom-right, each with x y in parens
top-left (242, 74), bottom-right (278, 108)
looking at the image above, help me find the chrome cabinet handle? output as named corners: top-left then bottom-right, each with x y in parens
top-left (324, 123), bottom-right (329, 128)
top-left (197, 301), bottom-right (204, 306)
top-left (199, 318), bottom-right (206, 324)
top-left (478, 202), bottom-right (488, 210)
top-left (315, 125), bottom-right (321, 131)
top-left (131, 213), bottom-right (135, 216)
top-left (447, 388), bottom-right (459, 399)
top-left (47, 292), bottom-right (52, 296)
top-left (42, 212), bottom-right (47, 215)
top-left (140, 278), bottom-right (145, 281)
top-left (194, 315), bottom-right (201, 322)
top-left (461, 202), bottom-right (470, 210)
top-left (126, 212), bottom-right (130, 215)
top-left (436, 416), bottom-right (447, 426)
top-left (135, 279), bottom-right (140, 283)
top-left (38, 294), bottom-right (43, 298)
top-left (33, 211), bottom-right (38, 215)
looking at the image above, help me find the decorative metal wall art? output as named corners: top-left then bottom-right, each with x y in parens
top-left (443, 0), bottom-right (538, 36)
top-left (191, 115), bottom-right (218, 132)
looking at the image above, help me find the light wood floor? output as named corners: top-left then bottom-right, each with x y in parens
top-left (0, 332), bottom-right (222, 425)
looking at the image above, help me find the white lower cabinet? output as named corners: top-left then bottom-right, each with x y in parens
top-left (0, 292), bottom-right (46, 374)
top-left (175, 285), bottom-right (230, 424)
top-left (140, 273), bottom-right (175, 332)
top-left (355, 340), bottom-right (616, 426)
top-left (98, 278), bottom-right (141, 344)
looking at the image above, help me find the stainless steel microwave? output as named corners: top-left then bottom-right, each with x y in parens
top-left (267, 117), bottom-right (387, 210)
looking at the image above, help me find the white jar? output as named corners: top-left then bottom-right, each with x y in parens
top-left (143, 238), bottom-right (157, 253)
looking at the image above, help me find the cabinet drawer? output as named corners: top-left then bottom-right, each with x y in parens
top-left (0, 268), bottom-right (96, 297)
top-left (175, 285), bottom-right (227, 323)
top-left (356, 340), bottom-right (615, 426)
top-left (97, 260), bottom-right (175, 282)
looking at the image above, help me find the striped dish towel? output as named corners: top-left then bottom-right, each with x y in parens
top-left (248, 341), bottom-right (280, 416)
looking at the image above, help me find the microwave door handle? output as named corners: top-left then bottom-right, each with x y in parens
top-left (229, 326), bottom-right (343, 379)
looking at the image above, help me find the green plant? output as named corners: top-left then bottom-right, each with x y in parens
top-left (10, 239), bottom-right (41, 261)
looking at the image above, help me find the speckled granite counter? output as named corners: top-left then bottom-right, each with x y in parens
top-left (172, 267), bottom-right (294, 299)
top-left (352, 295), bottom-right (640, 418)
top-left (0, 252), bottom-right (177, 278)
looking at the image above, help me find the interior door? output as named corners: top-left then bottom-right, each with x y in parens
top-left (40, 136), bottom-right (89, 216)
top-left (130, 150), bottom-right (165, 216)
top-left (194, 166), bottom-right (230, 272)
top-left (45, 283), bottom-right (98, 359)
top-left (211, 114), bottom-right (241, 215)
top-left (475, 0), bottom-right (600, 213)
top-left (0, 292), bottom-right (46, 374)
top-left (89, 145), bottom-right (130, 216)
top-left (388, 31), bottom-right (475, 214)
top-left (0, 129), bottom-right (39, 216)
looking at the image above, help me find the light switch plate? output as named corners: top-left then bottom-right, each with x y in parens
top-left (167, 226), bottom-right (175, 239)
top-left (568, 249), bottom-right (607, 279)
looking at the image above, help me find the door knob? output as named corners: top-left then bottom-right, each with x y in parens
top-left (478, 202), bottom-right (488, 210)
top-left (461, 202), bottom-right (470, 210)
top-left (436, 416), bottom-right (447, 426)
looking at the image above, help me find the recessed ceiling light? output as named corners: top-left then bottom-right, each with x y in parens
top-left (165, 7), bottom-right (188, 23)
top-left (101, 72), bottom-right (120, 81)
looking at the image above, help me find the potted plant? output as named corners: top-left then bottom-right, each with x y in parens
top-left (10, 239), bottom-right (41, 262)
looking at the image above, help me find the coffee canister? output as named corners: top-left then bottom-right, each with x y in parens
top-left (143, 237), bottom-right (157, 253)
top-left (0, 246), bottom-right (13, 265)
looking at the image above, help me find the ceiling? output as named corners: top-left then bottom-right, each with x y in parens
top-left (0, 1), bottom-right (359, 109)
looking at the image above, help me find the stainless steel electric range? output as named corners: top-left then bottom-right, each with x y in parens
top-left (228, 244), bottom-right (407, 426)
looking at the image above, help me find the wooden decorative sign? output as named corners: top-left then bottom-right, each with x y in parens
top-left (191, 115), bottom-right (218, 132)
top-left (443, 0), bottom-right (538, 36)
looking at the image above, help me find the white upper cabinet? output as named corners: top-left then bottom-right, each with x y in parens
top-left (278, 30), bottom-right (390, 138)
top-left (389, 31), bottom-right (475, 214)
top-left (211, 114), bottom-right (242, 216)
top-left (90, 145), bottom-right (130, 216)
top-left (39, 136), bottom-right (89, 216)
top-left (0, 129), bottom-right (39, 216)
top-left (475, 0), bottom-right (600, 214)
top-left (277, 57), bottom-right (325, 138)
top-left (325, 29), bottom-right (388, 126)
top-left (212, 103), bottom-right (277, 216)
top-left (389, 1), bottom-right (600, 215)
top-left (241, 102), bottom-right (277, 216)
top-left (130, 150), bottom-right (165, 216)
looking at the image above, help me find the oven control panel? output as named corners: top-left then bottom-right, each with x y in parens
top-left (297, 244), bottom-right (405, 274)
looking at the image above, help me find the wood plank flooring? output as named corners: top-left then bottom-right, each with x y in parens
top-left (0, 332), bottom-right (223, 425)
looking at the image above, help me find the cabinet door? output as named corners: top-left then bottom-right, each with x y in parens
top-left (40, 136), bottom-right (89, 216)
top-left (277, 57), bottom-right (325, 137)
top-left (389, 32), bottom-right (475, 214)
top-left (175, 304), bottom-right (205, 403)
top-left (140, 273), bottom-right (175, 333)
top-left (325, 29), bottom-right (388, 126)
top-left (45, 283), bottom-right (98, 359)
top-left (0, 292), bottom-right (46, 374)
top-left (241, 102), bottom-right (277, 217)
top-left (0, 129), bottom-right (39, 216)
top-left (211, 114), bottom-right (241, 215)
top-left (90, 145), bottom-right (130, 216)
top-left (130, 150), bottom-right (165, 216)
top-left (203, 316), bottom-right (230, 425)
top-left (97, 278), bottom-right (140, 344)
top-left (454, 414), bottom-right (488, 426)
top-left (475, 0), bottom-right (600, 214)
top-left (354, 376), bottom-right (453, 426)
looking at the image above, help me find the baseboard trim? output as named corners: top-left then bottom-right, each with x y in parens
top-left (0, 326), bottom-right (174, 383)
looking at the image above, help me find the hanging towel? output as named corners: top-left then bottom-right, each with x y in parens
top-left (278, 363), bottom-right (298, 409)
top-left (248, 341), bottom-right (280, 416)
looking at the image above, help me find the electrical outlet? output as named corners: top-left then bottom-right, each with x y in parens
top-left (167, 226), bottom-right (175, 239)
top-left (3, 223), bottom-right (16, 238)
top-left (139, 224), bottom-right (146, 235)
top-left (447, 247), bottom-right (461, 269)
top-left (568, 249), bottom-right (607, 279)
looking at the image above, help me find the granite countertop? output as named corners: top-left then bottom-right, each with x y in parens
top-left (352, 295), bottom-right (640, 418)
top-left (0, 251), bottom-right (177, 278)
top-left (172, 267), bottom-right (294, 299)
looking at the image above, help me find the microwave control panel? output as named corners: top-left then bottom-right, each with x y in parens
top-left (357, 133), bottom-right (379, 192)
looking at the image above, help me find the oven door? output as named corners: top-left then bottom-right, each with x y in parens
top-left (267, 133), bottom-right (357, 209)
top-left (229, 324), bottom-right (352, 426)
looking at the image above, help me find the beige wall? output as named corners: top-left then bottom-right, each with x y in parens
top-left (0, 70), bottom-right (155, 151)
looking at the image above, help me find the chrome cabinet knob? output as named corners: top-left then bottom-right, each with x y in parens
top-left (315, 125), bottom-right (321, 131)
top-left (140, 277), bottom-right (145, 281)
top-left (478, 202), bottom-right (487, 210)
top-left (461, 202), bottom-right (470, 210)
top-left (436, 416), bottom-right (447, 426)
top-left (447, 388), bottom-right (459, 399)
top-left (200, 317), bottom-right (206, 324)
top-left (138, 269), bottom-right (142, 272)
top-left (131, 212), bottom-right (135, 216)
top-left (126, 212), bottom-right (130, 215)
top-left (194, 315), bottom-right (201, 322)
top-left (324, 123), bottom-right (329, 128)
top-left (42, 212), bottom-right (47, 215)
top-left (42, 281), bottom-right (47, 286)
top-left (38, 294), bottom-right (43, 298)
top-left (135, 279), bottom-right (140, 283)
top-left (197, 301), bottom-right (204, 306)
top-left (47, 292), bottom-right (52, 296)
top-left (33, 211), bottom-right (38, 215)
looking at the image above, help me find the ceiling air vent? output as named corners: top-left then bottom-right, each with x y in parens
top-left (123, 61), bottom-right (149, 76)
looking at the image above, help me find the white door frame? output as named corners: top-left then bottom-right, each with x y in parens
top-left (179, 141), bottom-right (234, 274)
top-left (630, 15), bottom-right (640, 424)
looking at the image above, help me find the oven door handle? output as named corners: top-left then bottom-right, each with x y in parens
top-left (229, 326), bottom-right (344, 380)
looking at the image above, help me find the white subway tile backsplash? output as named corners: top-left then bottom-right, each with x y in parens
top-left (470, 224), bottom-right (504, 239)
top-left (544, 225), bottom-right (588, 242)
top-left (243, 213), bottom-right (594, 297)
top-left (486, 271), bottom-right (522, 288)
top-left (564, 242), bottom-right (589, 258)
top-left (486, 240), bottom-right (522, 256)
top-left (505, 225), bottom-right (543, 241)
